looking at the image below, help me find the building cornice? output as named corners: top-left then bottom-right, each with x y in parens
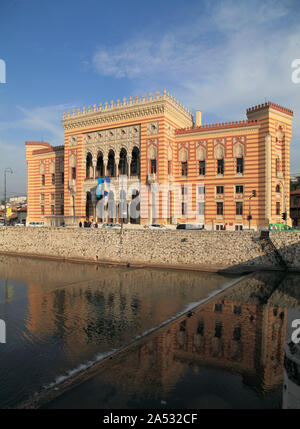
top-left (247, 101), bottom-right (293, 117)
top-left (62, 90), bottom-right (193, 131)
top-left (175, 122), bottom-right (261, 139)
top-left (32, 146), bottom-right (64, 156)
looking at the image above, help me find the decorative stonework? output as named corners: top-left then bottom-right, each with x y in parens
top-left (214, 144), bottom-right (225, 159)
top-left (62, 91), bottom-right (193, 131)
top-left (69, 135), bottom-right (78, 147)
top-left (83, 124), bottom-right (141, 162)
top-left (233, 143), bottom-right (244, 158)
top-left (39, 163), bottom-right (45, 174)
top-left (146, 121), bottom-right (158, 135)
top-left (214, 137), bottom-right (226, 146)
top-left (49, 162), bottom-right (55, 174)
top-left (69, 154), bottom-right (77, 168)
top-left (167, 123), bottom-right (173, 137)
top-left (178, 142), bottom-right (189, 150)
top-left (275, 123), bottom-right (285, 143)
top-left (179, 147), bottom-right (188, 162)
top-left (233, 136), bottom-right (245, 144)
top-left (195, 140), bottom-right (207, 148)
top-left (196, 146), bottom-right (206, 161)
top-left (148, 145), bottom-right (157, 159)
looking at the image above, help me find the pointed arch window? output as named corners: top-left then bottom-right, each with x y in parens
top-left (179, 148), bottom-right (188, 177)
top-left (86, 153), bottom-right (93, 178)
top-left (107, 150), bottom-right (115, 177)
top-left (96, 152), bottom-right (104, 178)
top-left (119, 148), bottom-right (128, 175)
top-left (131, 147), bottom-right (140, 177)
top-left (148, 145), bottom-right (157, 174)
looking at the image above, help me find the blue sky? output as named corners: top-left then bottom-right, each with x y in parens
top-left (0, 0), bottom-right (300, 195)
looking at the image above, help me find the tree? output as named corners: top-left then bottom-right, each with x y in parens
top-left (290, 176), bottom-right (300, 191)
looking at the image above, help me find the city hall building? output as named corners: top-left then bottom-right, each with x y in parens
top-left (25, 90), bottom-right (293, 230)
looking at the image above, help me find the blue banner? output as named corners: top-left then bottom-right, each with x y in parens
top-left (96, 176), bottom-right (110, 198)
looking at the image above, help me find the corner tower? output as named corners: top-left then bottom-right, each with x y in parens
top-left (246, 102), bottom-right (293, 226)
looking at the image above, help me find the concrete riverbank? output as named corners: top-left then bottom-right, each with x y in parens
top-left (0, 227), bottom-right (299, 272)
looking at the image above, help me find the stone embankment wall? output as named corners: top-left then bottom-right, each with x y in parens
top-left (0, 227), bottom-right (299, 272)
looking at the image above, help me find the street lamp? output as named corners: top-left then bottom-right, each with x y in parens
top-left (4, 168), bottom-right (13, 226)
top-left (248, 189), bottom-right (256, 230)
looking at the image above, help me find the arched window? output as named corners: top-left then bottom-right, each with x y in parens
top-left (148, 145), bottom-right (157, 174)
top-left (196, 147), bottom-right (206, 176)
top-left (86, 153), bottom-right (93, 178)
top-left (96, 151), bottom-right (104, 177)
top-left (119, 148), bottom-right (128, 175)
top-left (214, 144), bottom-right (225, 175)
top-left (276, 184), bottom-right (281, 193)
top-left (70, 154), bottom-right (77, 180)
top-left (107, 150), bottom-right (115, 177)
top-left (179, 148), bottom-right (188, 177)
top-left (131, 147), bottom-right (140, 177)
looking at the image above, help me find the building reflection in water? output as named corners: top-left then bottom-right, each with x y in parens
top-left (45, 272), bottom-right (300, 409)
top-left (22, 259), bottom-right (231, 359)
top-left (1, 254), bottom-right (300, 409)
top-left (0, 254), bottom-right (237, 408)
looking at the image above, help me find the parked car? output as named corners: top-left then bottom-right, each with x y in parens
top-left (176, 223), bottom-right (204, 230)
top-left (27, 221), bottom-right (45, 227)
top-left (0, 221), bottom-right (4, 226)
top-left (144, 224), bottom-right (169, 229)
top-left (111, 223), bottom-right (121, 229)
top-left (14, 223), bottom-right (25, 227)
top-left (102, 222), bottom-right (121, 229)
top-left (269, 223), bottom-right (299, 231)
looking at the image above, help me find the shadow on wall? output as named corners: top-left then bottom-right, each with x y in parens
top-left (218, 232), bottom-right (299, 274)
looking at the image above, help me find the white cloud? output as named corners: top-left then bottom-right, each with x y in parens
top-left (91, 0), bottom-right (300, 171)
top-left (0, 103), bottom-right (73, 146)
top-left (0, 103), bottom-right (73, 195)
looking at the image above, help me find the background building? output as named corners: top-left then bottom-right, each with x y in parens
top-left (290, 189), bottom-right (300, 227)
top-left (9, 196), bottom-right (27, 205)
top-left (25, 91), bottom-right (293, 230)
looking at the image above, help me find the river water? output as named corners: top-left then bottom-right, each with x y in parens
top-left (0, 255), bottom-right (299, 409)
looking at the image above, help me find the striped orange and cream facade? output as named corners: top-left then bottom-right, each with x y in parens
top-left (25, 91), bottom-right (293, 230)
